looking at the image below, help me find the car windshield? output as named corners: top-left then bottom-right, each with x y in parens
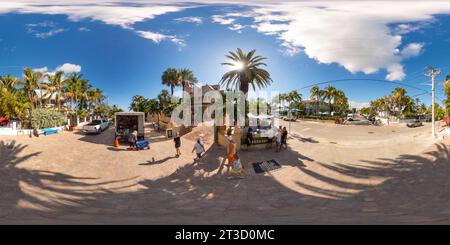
top-left (91, 120), bottom-right (101, 125)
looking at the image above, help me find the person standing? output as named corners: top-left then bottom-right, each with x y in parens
top-left (227, 136), bottom-right (236, 166)
top-left (192, 138), bottom-right (205, 160)
top-left (245, 127), bottom-right (253, 151)
top-left (281, 126), bottom-right (288, 150)
top-left (275, 128), bottom-right (282, 152)
top-left (174, 132), bottom-right (181, 157)
top-left (128, 130), bottom-right (137, 150)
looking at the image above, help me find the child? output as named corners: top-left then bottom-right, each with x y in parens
top-left (192, 138), bottom-right (205, 160)
top-left (228, 153), bottom-right (244, 179)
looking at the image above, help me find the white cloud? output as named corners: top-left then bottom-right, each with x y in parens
top-left (2, 1), bottom-right (189, 46)
top-left (212, 15), bottom-right (235, 25)
top-left (175, 16), bottom-right (203, 25)
top-left (78, 27), bottom-right (91, 32)
top-left (400, 42), bottom-right (424, 58)
top-left (215, 1), bottom-right (450, 81)
top-left (26, 21), bottom-right (66, 38)
top-left (136, 30), bottom-right (186, 48)
top-left (33, 66), bottom-right (48, 73)
top-left (3, 1), bottom-right (450, 76)
top-left (136, 30), bottom-right (168, 43)
top-left (56, 63), bottom-right (81, 73)
top-left (228, 23), bottom-right (245, 33)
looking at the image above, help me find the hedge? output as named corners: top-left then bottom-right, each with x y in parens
top-left (31, 109), bottom-right (66, 129)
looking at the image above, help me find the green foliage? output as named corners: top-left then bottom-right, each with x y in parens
top-left (31, 109), bottom-right (66, 129)
top-left (427, 103), bottom-right (446, 120)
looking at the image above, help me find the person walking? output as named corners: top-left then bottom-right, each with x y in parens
top-left (192, 138), bottom-right (205, 160)
top-left (174, 132), bottom-right (181, 157)
top-left (228, 153), bottom-right (244, 179)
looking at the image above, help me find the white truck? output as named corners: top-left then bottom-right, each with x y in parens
top-left (114, 112), bottom-right (145, 141)
top-left (83, 118), bottom-right (109, 134)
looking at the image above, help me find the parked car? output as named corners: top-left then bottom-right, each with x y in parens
top-left (346, 114), bottom-right (355, 121)
top-left (83, 118), bottom-right (109, 134)
top-left (407, 120), bottom-right (423, 128)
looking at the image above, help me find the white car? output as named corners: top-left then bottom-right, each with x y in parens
top-left (83, 118), bottom-right (109, 134)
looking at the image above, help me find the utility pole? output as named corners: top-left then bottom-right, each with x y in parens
top-left (425, 66), bottom-right (441, 138)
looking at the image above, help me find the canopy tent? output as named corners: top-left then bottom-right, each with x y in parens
top-left (443, 118), bottom-right (450, 123)
top-left (0, 117), bottom-right (8, 122)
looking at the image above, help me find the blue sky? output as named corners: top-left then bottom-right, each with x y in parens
top-left (1, 1), bottom-right (450, 110)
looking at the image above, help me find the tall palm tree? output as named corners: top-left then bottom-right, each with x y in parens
top-left (220, 48), bottom-right (272, 95)
top-left (146, 98), bottom-right (161, 126)
top-left (287, 90), bottom-right (302, 108)
top-left (130, 95), bottom-right (146, 112)
top-left (310, 85), bottom-right (322, 115)
top-left (178, 68), bottom-right (197, 92)
top-left (161, 68), bottom-right (179, 96)
top-left (323, 85), bottom-right (337, 114)
top-left (21, 67), bottom-right (44, 109)
top-left (44, 71), bottom-right (66, 111)
top-left (64, 73), bottom-right (88, 111)
top-left (87, 88), bottom-right (104, 109)
top-left (334, 90), bottom-right (348, 114)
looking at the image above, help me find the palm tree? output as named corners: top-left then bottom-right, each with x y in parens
top-left (220, 48), bottom-right (272, 95)
top-left (87, 88), bottom-right (104, 109)
top-left (444, 80), bottom-right (450, 117)
top-left (0, 75), bottom-right (25, 119)
top-left (310, 85), bottom-right (322, 115)
top-left (21, 67), bottom-right (44, 109)
top-left (323, 85), bottom-right (337, 114)
top-left (161, 68), bottom-right (179, 96)
top-left (287, 90), bottom-right (302, 108)
top-left (0, 75), bottom-right (20, 93)
top-left (334, 90), bottom-right (349, 114)
top-left (44, 71), bottom-right (66, 111)
top-left (178, 68), bottom-right (197, 92)
top-left (146, 98), bottom-right (161, 126)
top-left (158, 89), bottom-right (172, 115)
top-left (64, 73), bottom-right (89, 111)
top-left (130, 95), bottom-right (146, 112)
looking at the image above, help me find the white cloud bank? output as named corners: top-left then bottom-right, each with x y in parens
top-left (0, 1), bottom-right (189, 47)
top-left (212, 1), bottom-right (450, 81)
top-left (2, 1), bottom-right (450, 79)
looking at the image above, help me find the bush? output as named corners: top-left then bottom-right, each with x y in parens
top-left (31, 109), bottom-right (66, 129)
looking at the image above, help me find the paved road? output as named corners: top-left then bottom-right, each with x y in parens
top-left (1, 123), bottom-right (449, 224)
